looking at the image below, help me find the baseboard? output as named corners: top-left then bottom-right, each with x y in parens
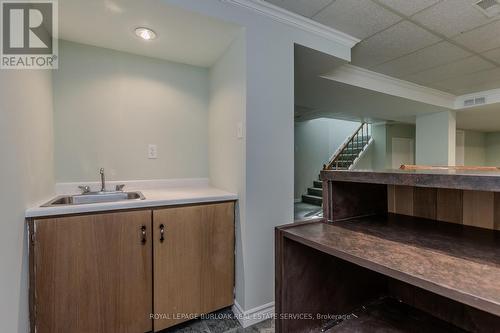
top-left (232, 301), bottom-right (275, 328)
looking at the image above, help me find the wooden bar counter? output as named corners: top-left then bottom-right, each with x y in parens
top-left (276, 170), bottom-right (500, 333)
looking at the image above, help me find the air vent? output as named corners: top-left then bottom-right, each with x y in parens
top-left (463, 96), bottom-right (486, 107)
top-left (475, 96), bottom-right (486, 105)
top-left (464, 98), bottom-right (475, 107)
top-left (474, 0), bottom-right (500, 17)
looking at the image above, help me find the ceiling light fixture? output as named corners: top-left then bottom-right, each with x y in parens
top-left (135, 27), bottom-right (157, 41)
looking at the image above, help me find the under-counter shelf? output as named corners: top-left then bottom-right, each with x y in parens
top-left (327, 297), bottom-right (465, 332)
top-left (281, 213), bottom-right (500, 317)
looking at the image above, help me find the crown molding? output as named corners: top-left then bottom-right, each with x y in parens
top-left (322, 64), bottom-right (456, 109)
top-left (220, 0), bottom-right (360, 48)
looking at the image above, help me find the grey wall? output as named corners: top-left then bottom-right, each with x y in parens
top-left (486, 132), bottom-right (500, 166)
top-left (294, 118), bottom-right (359, 199)
top-left (54, 40), bottom-right (210, 182)
top-left (416, 111), bottom-right (456, 165)
top-left (371, 123), bottom-right (388, 170)
top-left (0, 70), bottom-right (55, 332)
top-left (167, 0), bottom-right (352, 312)
top-left (463, 130), bottom-right (486, 166)
top-left (386, 123), bottom-right (416, 168)
top-left (208, 32), bottom-right (247, 304)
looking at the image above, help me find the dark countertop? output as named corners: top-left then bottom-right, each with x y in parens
top-left (281, 214), bottom-right (500, 316)
top-left (320, 169), bottom-right (500, 191)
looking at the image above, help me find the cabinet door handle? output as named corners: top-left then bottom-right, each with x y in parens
top-left (140, 225), bottom-right (147, 245)
top-left (159, 224), bottom-right (165, 243)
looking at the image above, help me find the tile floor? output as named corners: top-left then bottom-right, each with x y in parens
top-left (294, 202), bottom-right (322, 221)
top-left (160, 308), bottom-right (274, 333)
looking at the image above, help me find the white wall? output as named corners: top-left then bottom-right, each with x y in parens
top-left (165, 0), bottom-right (352, 313)
top-left (461, 130), bottom-right (487, 167)
top-left (208, 31), bottom-right (247, 304)
top-left (54, 40), bottom-right (209, 182)
top-left (294, 118), bottom-right (359, 199)
top-left (485, 132), bottom-right (500, 166)
top-left (0, 70), bottom-right (55, 333)
top-left (416, 111), bottom-right (456, 165)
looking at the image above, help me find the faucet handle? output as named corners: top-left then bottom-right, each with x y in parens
top-left (78, 185), bottom-right (91, 194)
top-left (115, 184), bottom-right (125, 192)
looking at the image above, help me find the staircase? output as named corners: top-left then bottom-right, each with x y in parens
top-left (302, 180), bottom-right (323, 206)
top-left (301, 123), bottom-right (372, 206)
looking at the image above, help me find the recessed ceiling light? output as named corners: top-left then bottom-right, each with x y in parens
top-left (135, 27), bottom-right (157, 41)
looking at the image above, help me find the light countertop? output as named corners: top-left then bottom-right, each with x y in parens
top-left (26, 179), bottom-right (237, 218)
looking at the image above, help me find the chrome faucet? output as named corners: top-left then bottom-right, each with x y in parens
top-left (100, 168), bottom-right (106, 192)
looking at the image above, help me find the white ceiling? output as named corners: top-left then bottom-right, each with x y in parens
top-left (456, 103), bottom-right (500, 131)
top-left (266, 0), bottom-right (500, 95)
top-left (295, 44), bottom-right (449, 124)
top-left (59, 0), bottom-right (241, 67)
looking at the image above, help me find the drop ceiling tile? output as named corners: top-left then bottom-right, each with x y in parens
top-left (482, 47), bottom-right (500, 64)
top-left (372, 41), bottom-right (471, 78)
top-left (404, 56), bottom-right (496, 85)
top-left (265, 0), bottom-right (334, 18)
top-left (352, 20), bottom-right (441, 67)
top-left (376, 0), bottom-right (440, 16)
top-left (413, 0), bottom-right (495, 38)
top-left (430, 67), bottom-right (500, 94)
top-left (313, 0), bottom-right (402, 39)
top-left (460, 78), bottom-right (500, 94)
top-left (453, 20), bottom-right (500, 52)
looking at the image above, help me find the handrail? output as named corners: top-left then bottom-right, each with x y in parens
top-left (324, 123), bottom-right (370, 170)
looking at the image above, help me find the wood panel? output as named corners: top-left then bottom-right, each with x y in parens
top-left (387, 185), bottom-right (396, 213)
top-left (327, 181), bottom-right (387, 222)
top-left (413, 187), bottom-right (437, 220)
top-left (463, 191), bottom-right (494, 229)
top-left (200, 203), bottom-right (235, 312)
top-left (281, 217), bottom-right (500, 317)
top-left (276, 235), bottom-right (386, 333)
top-left (495, 193), bottom-right (500, 231)
top-left (437, 189), bottom-right (463, 224)
top-left (153, 202), bottom-right (234, 331)
top-left (388, 186), bottom-right (498, 230)
top-left (33, 211), bottom-right (153, 333)
top-left (394, 185), bottom-right (413, 216)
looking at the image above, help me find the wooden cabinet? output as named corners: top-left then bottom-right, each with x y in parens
top-left (29, 201), bottom-right (235, 333)
top-left (31, 210), bottom-right (153, 333)
top-left (153, 202), bottom-right (235, 331)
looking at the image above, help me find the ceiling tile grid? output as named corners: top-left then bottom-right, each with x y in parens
top-left (403, 56), bottom-right (496, 86)
top-left (375, 0), bottom-right (440, 16)
top-left (266, 0), bottom-right (500, 94)
top-left (265, 0), bottom-right (334, 18)
top-left (430, 67), bottom-right (500, 94)
top-left (483, 47), bottom-right (500, 63)
top-left (312, 0), bottom-right (402, 39)
top-left (372, 41), bottom-right (472, 78)
top-left (352, 20), bottom-right (441, 67)
top-left (412, 0), bottom-right (497, 38)
top-left (453, 19), bottom-right (500, 53)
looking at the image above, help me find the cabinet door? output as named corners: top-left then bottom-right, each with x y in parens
top-left (33, 210), bottom-right (153, 333)
top-left (153, 202), bottom-right (235, 331)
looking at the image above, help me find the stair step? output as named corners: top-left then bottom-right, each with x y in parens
top-left (313, 181), bottom-right (322, 188)
top-left (302, 194), bottom-right (322, 206)
top-left (307, 187), bottom-right (322, 197)
top-left (332, 161), bottom-right (353, 166)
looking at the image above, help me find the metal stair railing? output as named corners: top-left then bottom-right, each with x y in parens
top-left (324, 123), bottom-right (371, 170)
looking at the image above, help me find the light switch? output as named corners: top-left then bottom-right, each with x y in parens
top-left (237, 122), bottom-right (243, 139)
top-left (148, 144), bottom-right (158, 159)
